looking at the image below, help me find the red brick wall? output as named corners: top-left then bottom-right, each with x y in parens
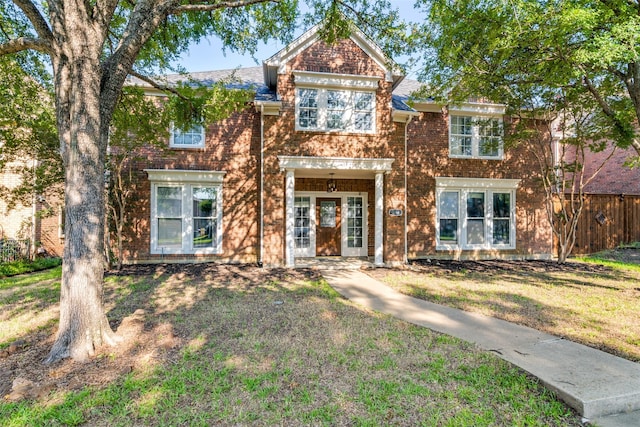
top-left (0, 166), bottom-right (64, 257)
top-left (38, 196), bottom-right (64, 257)
top-left (121, 109), bottom-right (261, 263)
top-left (119, 36), bottom-right (552, 265)
top-left (261, 38), bottom-right (406, 265)
top-left (406, 111), bottom-right (552, 259)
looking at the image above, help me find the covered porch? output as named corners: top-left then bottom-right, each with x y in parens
top-left (278, 156), bottom-right (394, 267)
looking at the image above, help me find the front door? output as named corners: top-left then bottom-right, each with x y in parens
top-left (316, 198), bottom-right (341, 256)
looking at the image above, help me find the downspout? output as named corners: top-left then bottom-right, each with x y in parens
top-left (31, 159), bottom-right (38, 260)
top-left (404, 116), bottom-right (413, 264)
top-left (259, 104), bottom-right (265, 267)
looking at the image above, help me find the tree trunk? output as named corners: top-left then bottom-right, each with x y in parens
top-left (45, 15), bottom-right (119, 363)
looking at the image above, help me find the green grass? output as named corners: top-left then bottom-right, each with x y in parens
top-left (0, 264), bottom-right (581, 426)
top-left (577, 245), bottom-right (640, 272)
top-left (371, 256), bottom-right (640, 362)
top-left (0, 258), bottom-right (62, 279)
top-left (0, 265), bottom-right (62, 291)
top-left (579, 256), bottom-right (640, 272)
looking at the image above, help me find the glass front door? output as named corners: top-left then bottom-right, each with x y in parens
top-left (294, 197), bottom-right (314, 257)
top-left (293, 193), bottom-right (367, 259)
top-left (342, 196), bottom-right (367, 256)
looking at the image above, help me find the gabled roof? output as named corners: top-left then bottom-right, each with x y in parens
top-left (126, 66), bottom-right (420, 113)
top-left (581, 146), bottom-right (640, 195)
top-left (263, 23), bottom-right (405, 90)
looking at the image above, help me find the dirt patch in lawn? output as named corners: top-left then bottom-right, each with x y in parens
top-left (0, 264), bottom-right (319, 402)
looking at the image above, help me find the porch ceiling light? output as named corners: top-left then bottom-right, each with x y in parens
top-left (327, 173), bottom-right (337, 193)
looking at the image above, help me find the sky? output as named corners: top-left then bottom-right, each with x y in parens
top-left (174, 0), bottom-right (422, 73)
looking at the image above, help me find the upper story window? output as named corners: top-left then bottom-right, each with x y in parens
top-left (293, 71), bottom-right (379, 134)
top-left (170, 124), bottom-right (205, 148)
top-left (296, 88), bottom-right (375, 132)
top-left (449, 115), bottom-right (503, 159)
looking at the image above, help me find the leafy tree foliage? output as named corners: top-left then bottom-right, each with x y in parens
top-left (413, 0), bottom-right (640, 153)
top-left (411, 0), bottom-right (640, 261)
top-left (0, 58), bottom-right (61, 212)
top-left (0, 0), bottom-right (407, 363)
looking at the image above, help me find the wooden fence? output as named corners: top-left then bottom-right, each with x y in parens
top-left (568, 194), bottom-right (640, 255)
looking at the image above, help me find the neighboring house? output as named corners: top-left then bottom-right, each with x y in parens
top-left (580, 145), bottom-right (639, 196)
top-left (118, 24), bottom-right (552, 266)
top-left (563, 144), bottom-right (640, 254)
top-left (0, 160), bottom-right (64, 258)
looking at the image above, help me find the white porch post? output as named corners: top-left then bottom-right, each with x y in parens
top-left (285, 169), bottom-right (295, 267)
top-left (374, 172), bottom-right (384, 266)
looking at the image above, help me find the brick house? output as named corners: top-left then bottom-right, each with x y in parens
top-left (120, 24), bottom-right (553, 266)
top-left (0, 160), bottom-right (64, 258)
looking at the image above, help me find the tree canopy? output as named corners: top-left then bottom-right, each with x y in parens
top-left (0, 0), bottom-right (408, 363)
top-left (412, 0), bottom-right (640, 157)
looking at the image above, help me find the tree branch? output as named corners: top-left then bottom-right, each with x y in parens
top-left (12, 0), bottom-right (54, 43)
top-left (0, 37), bottom-right (51, 55)
top-left (92, 0), bottom-right (120, 41)
top-left (128, 70), bottom-right (190, 101)
top-left (582, 73), bottom-right (617, 118)
top-left (171, 0), bottom-right (276, 14)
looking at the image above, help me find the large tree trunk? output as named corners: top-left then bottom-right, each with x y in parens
top-left (45, 9), bottom-right (119, 363)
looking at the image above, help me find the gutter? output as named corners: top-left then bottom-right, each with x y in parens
top-left (259, 104), bottom-right (265, 267)
top-left (404, 115), bottom-right (414, 264)
top-left (31, 159), bottom-right (38, 260)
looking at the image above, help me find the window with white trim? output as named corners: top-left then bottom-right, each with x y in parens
top-left (436, 178), bottom-right (517, 250)
top-left (147, 170), bottom-right (224, 255)
top-left (170, 123), bottom-right (205, 148)
top-left (296, 88), bottom-right (376, 133)
top-left (449, 115), bottom-right (503, 159)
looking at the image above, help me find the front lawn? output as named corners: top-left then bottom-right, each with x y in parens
top-left (0, 258), bottom-right (62, 279)
top-left (366, 254), bottom-right (640, 362)
top-left (0, 263), bottom-right (581, 426)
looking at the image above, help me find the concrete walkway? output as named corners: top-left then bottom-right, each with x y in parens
top-left (321, 269), bottom-right (640, 426)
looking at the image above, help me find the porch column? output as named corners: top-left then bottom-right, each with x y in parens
top-left (374, 171), bottom-right (384, 266)
top-left (285, 169), bottom-right (295, 267)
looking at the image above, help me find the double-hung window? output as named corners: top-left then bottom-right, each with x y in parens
top-left (293, 71), bottom-right (378, 133)
top-left (170, 123), bottom-right (205, 148)
top-left (436, 177), bottom-right (518, 250)
top-left (449, 115), bottom-right (503, 159)
top-left (147, 170), bottom-right (225, 255)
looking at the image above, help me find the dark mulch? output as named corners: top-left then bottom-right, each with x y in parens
top-left (406, 259), bottom-right (611, 274)
top-left (107, 262), bottom-right (321, 281)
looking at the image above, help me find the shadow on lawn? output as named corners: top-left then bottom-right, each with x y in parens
top-left (371, 260), bottom-right (640, 362)
top-left (0, 264), bottom-right (324, 402)
top-left (0, 263), bottom-right (585, 426)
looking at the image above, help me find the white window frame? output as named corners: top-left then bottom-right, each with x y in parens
top-left (146, 169), bottom-right (225, 255)
top-left (293, 71), bottom-right (378, 134)
top-left (294, 196), bottom-right (316, 258)
top-left (291, 191), bottom-right (368, 258)
top-left (449, 114), bottom-right (504, 160)
top-left (435, 177), bottom-right (518, 251)
top-left (169, 123), bottom-right (206, 148)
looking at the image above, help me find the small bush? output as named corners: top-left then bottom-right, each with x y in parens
top-left (0, 257), bottom-right (62, 278)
